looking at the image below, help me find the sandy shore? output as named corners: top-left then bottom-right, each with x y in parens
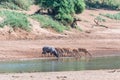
top-left (0, 70), bottom-right (120, 80)
top-left (0, 39), bottom-right (120, 61)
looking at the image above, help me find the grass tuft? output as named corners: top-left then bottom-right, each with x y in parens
top-left (0, 0), bottom-right (34, 10)
top-left (0, 10), bottom-right (30, 31)
top-left (31, 14), bottom-right (68, 32)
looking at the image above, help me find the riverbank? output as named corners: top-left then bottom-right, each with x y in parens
top-left (0, 9), bottom-right (119, 80)
top-left (0, 39), bottom-right (120, 61)
top-left (0, 9), bottom-right (119, 61)
top-left (0, 70), bottom-right (120, 80)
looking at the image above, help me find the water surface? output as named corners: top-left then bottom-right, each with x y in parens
top-left (0, 56), bottom-right (119, 73)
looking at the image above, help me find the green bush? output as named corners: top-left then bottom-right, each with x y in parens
top-left (0, 2), bottom-right (20, 10)
top-left (31, 14), bottom-right (68, 32)
top-left (100, 13), bottom-right (120, 20)
top-left (13, 0), bottom-right (34, 10)
top-left (74, 0), bottom-right (85, 14)
top-left (0, 10), bottom-right (30, 31)
top-left (85, 0), bottom-right (120, 10)
top-left (0, 0), bottom-right (34, 10)
top-left (36, 0), bottom-right (85, 26)
top-left (54, 0), bottom-right (75, 25)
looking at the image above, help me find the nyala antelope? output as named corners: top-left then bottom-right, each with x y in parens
top-left (55, 47), bottom-right (64, 57)
top-left (42, 46), bottom-right (92, 58)
top-left (60, 47), bottom-right (92, 58)
top-left (62, 48), bottom-right (73, 57)
top-left (72, 49), bottom-right (81, 58)
top-left (78, 48), bottom-right (92, 57)
top-left (55, 47), bottom-right (74, 57)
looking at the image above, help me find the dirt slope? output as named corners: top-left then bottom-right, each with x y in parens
top-left (0, 6), bottom-right (120, 40)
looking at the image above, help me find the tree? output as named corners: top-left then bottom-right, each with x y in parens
top-left (53, 0), bottom-right (75, 25)
top-left (74, 0), bottom-right (85, 14)
top-left (36, 0), bottom-right (85, 27)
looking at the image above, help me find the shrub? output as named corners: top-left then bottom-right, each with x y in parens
top-left (54, 0), bottom-right (75, 25)
top-left (0, 10), bottom-right (30, 31)
top-left (35, 0), bottom-right (85, 26)
top-left (0, 2), bottom-right (20, 10)
top-left (74, 0), bottom-right (85, 14)
top-left (100, 13), bottom-right (120, 20)
top-left (85, 0), bottom-right (120, 10)
top-left (13, 0), bottom-right (34, 10)
top-left (0, 0), bottom-right (34, 10)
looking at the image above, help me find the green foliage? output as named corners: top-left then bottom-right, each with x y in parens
top-left (0, 0), bottom-right (34, 10)
top-left (85, 0), bottom-right (120, 10)
top-left (55, 13), bottom-right (74, 25)
top-left (100, 13), bottom-right (120, 20)
top-left (13, 0), bottom-right (34, 10)
top-left (0, 2), bottom-right (20, 10)
top-left (54, 0), bottom-right (75, 25)
top-left (36, 0), bottom-right (85, 26)
top-left (31, 14), bottom-right (68, 32)
top-left (0, 10), bottom-right (30, 31)
top-left (36, 0), bottom-right (54, 9)
top-left (74, 0), bottom-right (85, 14)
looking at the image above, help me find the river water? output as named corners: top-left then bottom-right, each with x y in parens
top-left (0, 56), bottom-right (119, 73)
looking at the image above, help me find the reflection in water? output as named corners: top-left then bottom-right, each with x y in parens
top-left (0, 56), bottom-right (119, 73)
